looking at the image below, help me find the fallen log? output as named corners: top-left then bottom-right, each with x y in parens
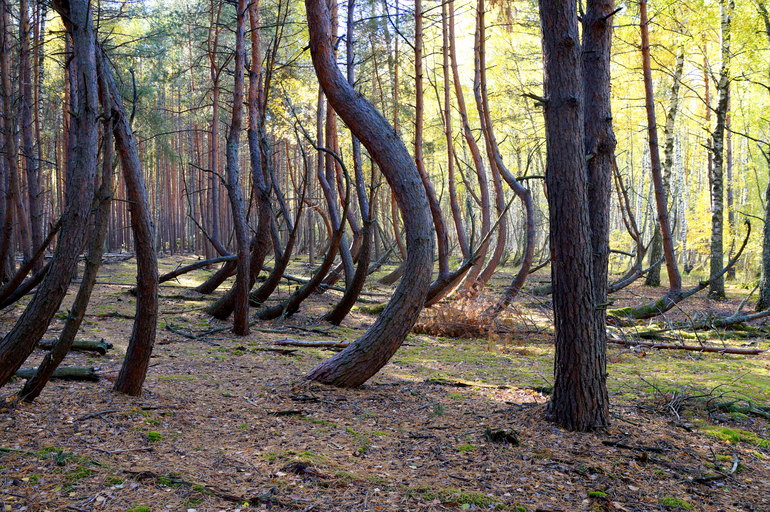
top-left (608, 338), bottom-right (764, 355)
top-left (274, 338), bottom-right (350, 349)
top-left (37, 338), bottom-right (112, 355)
top-left (15, 366), bottom-right (99, 381)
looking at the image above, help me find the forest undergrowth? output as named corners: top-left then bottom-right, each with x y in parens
top-left (1, 256), bottom-right (769, 511)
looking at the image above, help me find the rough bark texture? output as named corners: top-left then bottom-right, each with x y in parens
top-left (102, 49), bottom-right (159, 397)
top-left (304, 0), bottom-right (433, 387)
top-left (19, 87), bottom-right (115, 402)
top-left (222, 0), bottom-right (251, 334)
top-left (582, 0), bottom-right (616, 411)
top-left (540, 0), bottom-right (609, 431)
top-left (0, 0), bottom-right (99, 389)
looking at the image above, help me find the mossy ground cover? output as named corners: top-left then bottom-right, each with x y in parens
top-left (1, 257), bottom-right (769, 510)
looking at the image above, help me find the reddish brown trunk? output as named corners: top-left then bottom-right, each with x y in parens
top-left (640, 0), bottom-right (682, 293)
top-left (441, 0), bottom-right (469, 259)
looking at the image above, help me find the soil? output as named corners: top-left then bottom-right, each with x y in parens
top-left (1, 256), bottom-right (769, 511)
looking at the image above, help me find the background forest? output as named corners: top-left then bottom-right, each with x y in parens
top-left (1, 0), bottom-right (770, 510)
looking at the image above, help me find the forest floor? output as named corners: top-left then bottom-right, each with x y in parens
top-left (1, 255), bottom-right (769, 512)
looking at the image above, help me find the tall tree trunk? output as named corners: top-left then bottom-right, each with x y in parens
top-left (19, 0), bottom-right (43, 269)
top-left (580, 0), bottom-right (616, 424)
top-left (221, 0), bottom-right (251, 335)
top-left (304, 0), bottom-right (433, 387)
top-left (324, 0), bottom-right (374, 324)
top-left (709, 0), bottom-right (733, 299)
top-left (758, 153), bottom-right (770, 310)
top-left (473, 0), bottom-right (507, 288)
top-left (646, 48), bottom-right (684, 286)
top-left (640, 0), bottom-right (682, 294)
top-left (1, 0), bottom-right (33, 266)
top-left (101, 50), bottom-right (159, 397)
top-left (756, 1), bottom-right (770, 311)
top-left (211, 0), bottom-right (273, 319)
top-left (415, 0), bottom-right (450, 281)
top-left (441, 0), bottom-right (469, 259)
top-left (207, 1), bottom-right (226, 257)
top-left (474, 0), bottom-right (535, 317)
top-left (18, 86), bottom-right (115, 402)
top-left (0, 0), bottom-right (99, 389)
top-left (725, 99), bottom-right (735, 280)
top-left (540, 0), bottom-right (609, 431)
top-left (447, 0), bottom-right (491, 289)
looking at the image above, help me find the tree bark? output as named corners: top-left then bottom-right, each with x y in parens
top-left (474, 0), bottom-right (535, 319)
top-left (19, 0), bottom-right (43, 269)
top-left (324, 0), bottom-right (374, 324)
top-left (540, 0), bottom-right (609, 431)
top-left (100, 49), bottom-right (159, 397)
top-left (440, 0), bottom-right (469, 259)
top-left (709, 0), bottom-right (733, 298)
top-left (221, 0), bottom-right (251, 335)
top-left (0, 0), bottom-right (99, 389)
top-left (447, 0), bottom-right (491, 289)
top-left (646, 48), bottom-right (684, 287)
top-left (756, 2), bottom-right (770, 311)
top-left (640, 0), bottom-right (682, 294)
top-left (304, 0), bottom-right (433, 387)
top-left (18, 86), bottom-right (115, 402)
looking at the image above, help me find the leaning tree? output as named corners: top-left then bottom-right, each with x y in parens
top-left (303, 0), bottom-right (434, 387)
top-left (0, 0), bottom-right (99, 388)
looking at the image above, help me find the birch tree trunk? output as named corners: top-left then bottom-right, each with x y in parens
top-left (709, 0), bottom-right (733, 299)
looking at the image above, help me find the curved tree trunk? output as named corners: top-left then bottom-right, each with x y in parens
top-left (101, 49), bottom-right (159, 396)
top-left (323, 0), bottom-right (374, 325)
top-left (473, 0), bottom-right (507, 288)
top-left (447, 0), bottom-right (490, 289)
top-left (441, 0), bottom-right (469, 260)
top-left (304, 0), bottom-right (433, 387)
top-left (475, 0), bottom-right (536, 320)
top-left (415, 0), bottom-right (450, 282)
top-left (18, 88), bottom-right (115, 402)
top-left (0, 0), bottom-right (99, 389)
top-left (0, 219), bottom-right (60, 307)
